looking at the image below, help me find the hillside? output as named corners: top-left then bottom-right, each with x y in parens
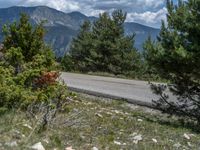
top-left (0, 6), bottom-right (160, 57)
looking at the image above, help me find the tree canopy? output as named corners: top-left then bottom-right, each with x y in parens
top-left (144, 0), bottom-right (200, 122)
top-left (62, 10), bottom-right (141, 75)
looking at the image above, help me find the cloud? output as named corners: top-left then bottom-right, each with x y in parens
top-left (0, 0), bottom-right (168, 28)
top-left (19, 0), bottom-right (80, 12)
top-left (127, 7), bottom-right (167, 28)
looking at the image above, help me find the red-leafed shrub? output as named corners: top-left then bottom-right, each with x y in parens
top-left (35, 71), bottom-right (60, 87)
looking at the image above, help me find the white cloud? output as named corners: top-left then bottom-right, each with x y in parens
top-left (127, 7), bottom-right (167, 28)
top-left (21, 0), bottom-right (80, 12)
top-left (0, 0), bottom-right (169, 27)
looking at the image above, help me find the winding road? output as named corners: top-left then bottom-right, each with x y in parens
top-left (61, 72), bottom-right (163, 107)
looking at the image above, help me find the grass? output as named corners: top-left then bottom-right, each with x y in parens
top-left (0, 93), bottom-right (200, 150)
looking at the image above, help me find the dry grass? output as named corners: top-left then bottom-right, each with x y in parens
top-left (0, 93), bottom-right (200, 150)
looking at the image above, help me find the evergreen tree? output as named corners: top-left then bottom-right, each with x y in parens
top-left (144, 0), bottom-right (200, 122)
top-left (62, 10), bottom-right (140, 75)
top-left (68, 20), bottom-right (94, 72)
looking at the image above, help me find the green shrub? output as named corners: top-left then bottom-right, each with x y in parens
top-left (0, 14), bottom-right (69, 129)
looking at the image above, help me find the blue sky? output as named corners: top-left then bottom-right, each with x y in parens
top-left (0, 0), bottom-right (179, 28)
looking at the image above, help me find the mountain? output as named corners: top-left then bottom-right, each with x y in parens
top-left (0, 6), bottom-right (160, 57)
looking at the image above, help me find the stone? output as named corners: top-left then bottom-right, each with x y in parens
top-left (113, 140), bottom-right (121, 145)
top-left (137, 119), bottom-right (143, 122)
top-left (152, 138), bottom-right (157, 143)
top-left (23, 123), bottom-right (33, 130)
top-left (92, 147), bottom-right (99, 150)
top-left (133, 134), bottom-right (142, 144)
top-left (30, 142), bottom-right (45, 150)
top-left (183, 133), bottom-right (190, 140)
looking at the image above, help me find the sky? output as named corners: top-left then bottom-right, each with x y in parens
top-left (0, 0), bottom-right (178, 28)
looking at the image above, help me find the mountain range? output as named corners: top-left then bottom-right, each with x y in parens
top-left (0, 6), bottom-right (160, 57)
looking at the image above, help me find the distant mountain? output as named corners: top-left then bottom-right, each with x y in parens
top-left (0, 6), bottom-right (160, 57)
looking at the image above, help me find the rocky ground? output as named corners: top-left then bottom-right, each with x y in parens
top-left (0, 93), bottom-right (200, 150)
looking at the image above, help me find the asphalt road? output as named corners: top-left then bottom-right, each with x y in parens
top-left (61, 72), bottom-right (163, 107)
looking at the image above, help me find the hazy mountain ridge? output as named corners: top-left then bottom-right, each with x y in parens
top-left (0, 6), bottom-right (160, 57)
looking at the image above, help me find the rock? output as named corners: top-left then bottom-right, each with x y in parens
top-left (114, 110), bottom-right (120, 114)
top-left (23, 123), bottom-right (33, 129)
top-left (173, 142), bottom-right (181, 148)
top-left (113, 140), bottom-right (121, 145)
top-left (183, 133), bottom-right (190, 140)
top-left (22, 134), bottom-right (26, 138)
top-left (92, 147), bottom-right (99, 150)
top-left (65, 146), bottom-right (75, 150)
top-left (152, 138), bottom-right (157, 143)
top-left (5, 141), bottom-right (18, 147)
top-left (106, 112), bottom-right (112, 115)
top-left (95, 113), bottom-right (103, 118)
top-left (137, 119), bottom-right (143, 122)
top-left (133, 134), bottom-right (142, 144)
top-left (31, 142), bottom-right (45, 150)
top-left (124, 112), bottom-right (129, 115)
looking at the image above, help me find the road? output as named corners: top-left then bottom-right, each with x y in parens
top-left (61, 72), bottom-right (161, 107)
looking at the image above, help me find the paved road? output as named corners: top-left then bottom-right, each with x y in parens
top-left (61, 72), bottom-right (162, 107)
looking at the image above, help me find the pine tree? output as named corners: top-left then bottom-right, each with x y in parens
top-left (68, 20), bottom-right (95, 72)
top-left (144, 0), bottom-right (200, 122)
top-left (63, 10), bottom-right (140, 75)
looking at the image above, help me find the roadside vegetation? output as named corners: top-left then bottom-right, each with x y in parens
top-left (0, 14), bottom-right (69, 130)
top-left (0, 0), bottom-right (199, 149)
top-left (143, 0), bottom-right (200, 123)
top-left (61, 10), bottom-right (145, 79)
top-left (62, 0), bottom-right (200, 125)
top-left (1, 94), bottom-right (200, 150)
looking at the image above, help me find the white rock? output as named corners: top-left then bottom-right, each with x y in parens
top-left (22, 134), bottom-right (26, 138)
top-left (95, 113), bottom-right (103, 118)
top-left (133, 134), bottom-right (142, 144)
top-left (31, 142), bottom-right (45, 150)
top-left (173, 142), bottom-right (181, 148)
top-left (5, 141), bottom-right (17, 147)
top-left (106, 112), bottom-right (112, 115)
top-left (114, 140), bottom-right (121, 145)
top-left (23, 123), bottom-right (33, 129)
top-left (137, 119), bottom-right (143, 122)
top-left (183, 133), bottom-right (190, 140)
top-left (92, 147), bottom-right (99, 150)
top-left (65, 146), bottom-right (75, 150)
top-left (114, 110), bottom-right (120, 114)
top-left (152, 138), bottom-right (157, 143)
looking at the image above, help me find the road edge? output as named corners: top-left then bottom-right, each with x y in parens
top-left (68, 86), bottom-right (155, 109)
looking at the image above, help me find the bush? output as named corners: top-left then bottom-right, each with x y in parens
top-left (0, 14), bottom-right (69, 129)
